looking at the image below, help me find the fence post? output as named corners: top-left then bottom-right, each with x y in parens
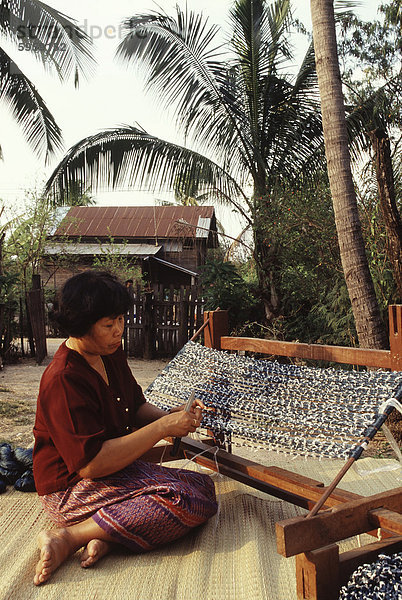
top-left (203, 310), bottom-right (229, 349)
top-left (389, 305), bottom-right (402, 370)
top-left (178, 287), bottom-right (189, 349)
top-left (143, 291), bottom-right (155, 359)
top-left (26, 274), bottom-right (47, 364)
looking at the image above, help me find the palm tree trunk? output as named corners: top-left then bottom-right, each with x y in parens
top-left (310, 0), bottom-right (388, 349)
top-left (369, 127), bottom-right (402, 299)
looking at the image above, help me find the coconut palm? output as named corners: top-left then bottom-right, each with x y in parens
top-left (346, 79), bottom-right (402, 300)
top-left (310, 0), bottom-right (388, 349)
top-left (46, 0), bottom-right (324, 320)
top-left (0, 0), bottom-right (94, 162)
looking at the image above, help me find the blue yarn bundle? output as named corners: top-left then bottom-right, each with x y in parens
top-left (339, 553), bottom-right (402, 599)
top-left (0, 443), bottom-right (35, 493)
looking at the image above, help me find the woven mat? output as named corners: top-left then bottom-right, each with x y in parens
top-left (0, 457), bottom-right (400, 600)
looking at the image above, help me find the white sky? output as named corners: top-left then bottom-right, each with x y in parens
top-left (0, 0), bottom-right (381, 233)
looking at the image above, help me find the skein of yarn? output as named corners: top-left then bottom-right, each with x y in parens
top-left (0, 443), bottom-right (35, 493)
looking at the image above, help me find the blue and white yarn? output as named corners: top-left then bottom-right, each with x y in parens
top-left (145, 341), bottom-right (402, 460)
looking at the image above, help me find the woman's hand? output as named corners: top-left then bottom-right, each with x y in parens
top-left (163, 398), bottom-right (204, 437)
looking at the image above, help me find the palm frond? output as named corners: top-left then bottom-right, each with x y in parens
top-left (0, 0), bottom-right (95, 85)
top-left (116, 6), bottom-right (253, 177)
top-left (346, 78), bottom-right (402, 161)
top-left (263, 40), bottom-right (323, 177)
top-left (45, 126), bottom-right (250, 220)
top-left (228, 0), bottom-right (292, 158)
top-left (0, 47), bottom-right (62, 160)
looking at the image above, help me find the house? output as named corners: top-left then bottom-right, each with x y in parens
top-left (42, 205), bottom-right (219, 290)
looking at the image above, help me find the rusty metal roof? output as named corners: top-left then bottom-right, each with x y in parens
top-left (54, 205), bottom-right (216, 239)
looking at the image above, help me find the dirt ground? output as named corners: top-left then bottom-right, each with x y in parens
top-left (0, 339), bottom-right (169, 448)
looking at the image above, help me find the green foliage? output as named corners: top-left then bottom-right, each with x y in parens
top-left (338, 0), bottom-right (401, 92)
top-left (200, 253), bottom-right (260, 331)
top-left (307, 278), bottom-right (357, 346)
top-left (358, 178), bottom-right (399, 309)
top-left (4, 192), bottom-right (57, 289)
top-left (92, 238), bottom-right (144, 286)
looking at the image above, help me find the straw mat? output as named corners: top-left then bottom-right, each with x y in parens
top-left (0, 457), bottom-right (400, 600)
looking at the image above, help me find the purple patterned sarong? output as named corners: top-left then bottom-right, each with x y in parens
top-left (39, 460), bottom-right (217, 552)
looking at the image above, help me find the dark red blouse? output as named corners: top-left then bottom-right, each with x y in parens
top-left (33, 342), bottom-right (146, 495)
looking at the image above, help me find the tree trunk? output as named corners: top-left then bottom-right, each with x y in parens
top-left (253, 200), bottom-right (281, 322)
top-left (369, 127), bottom-right (402, 299)
top-left (310, 0), bottom-right (388, 349)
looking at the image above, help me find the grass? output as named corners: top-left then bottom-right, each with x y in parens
top-left (0, 399), bottom-right (34, 424)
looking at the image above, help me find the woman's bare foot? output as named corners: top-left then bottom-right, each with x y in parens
top-left (80, 539), bottom-right (111, 568)
top-left (34, 529), bottom-right (75, 586)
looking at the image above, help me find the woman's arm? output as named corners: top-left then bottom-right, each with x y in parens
top-left (78, 400), bottom-right (203, 479)
top-left (134, 402), bottom-right (169, 426)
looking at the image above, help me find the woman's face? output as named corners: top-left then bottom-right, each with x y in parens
top-left (80, 315), bottom-right (125, 355)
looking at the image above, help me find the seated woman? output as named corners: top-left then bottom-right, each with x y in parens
top-left (33, 271), bottom-right (217, 586)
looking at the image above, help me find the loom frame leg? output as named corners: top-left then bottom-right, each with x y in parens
top-left (296, 544), bottom-right (339, 600)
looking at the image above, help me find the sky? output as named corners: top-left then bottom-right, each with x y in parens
top-left (0, 0), bottom-right (382, 233)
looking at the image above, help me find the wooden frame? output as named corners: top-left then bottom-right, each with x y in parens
top-left (148, 305), bottom-right (402, 600)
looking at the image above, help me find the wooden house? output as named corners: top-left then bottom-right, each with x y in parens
top-left (41, 205), bottom-right (219, 290)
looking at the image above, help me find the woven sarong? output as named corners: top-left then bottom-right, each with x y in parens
top-left (39, 460), bottom-right (217, 552)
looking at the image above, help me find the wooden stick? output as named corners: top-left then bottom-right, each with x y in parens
top-left (306, 456), bottom-right (355, 518)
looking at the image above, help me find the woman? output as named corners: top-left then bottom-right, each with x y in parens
top-left (33, 271), bottom-right (217, 586)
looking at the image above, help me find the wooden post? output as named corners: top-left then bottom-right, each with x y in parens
top-left (26, 274), bottom-right (47, 364)
top-left (203, 310), bottom-right (229, 349)
top-left (143, 291), bottom-right (155, 359)
top-left (296, 545), bottom-right (339, 600)
top-left (178, 287), bottom-right (189, 349)
top-left (389, 305), bottom-right (402, 370)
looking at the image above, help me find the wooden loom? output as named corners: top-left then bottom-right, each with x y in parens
top-left (144, 305), bottom-right (402, 600)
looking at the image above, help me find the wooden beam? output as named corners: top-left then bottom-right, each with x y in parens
top-left (178, 438), bottom-right (360, 508)
top-left (276, 487), bottom-right (402, 557)
top-left (220, 337), bottom-right (391, 368)
top-left (296, 545), bottom-right (340, 600)
top-left (368, 508), bottom-right (402, 535)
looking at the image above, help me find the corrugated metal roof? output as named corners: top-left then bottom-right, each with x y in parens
top-left (144, 256), bottom-right (198, 277)
top-left (54, 205), bottom-right (216, 239)
top-left (44, 242), bottom-right (162, 256)
top-left (196, 217), bottom-right (211, 239)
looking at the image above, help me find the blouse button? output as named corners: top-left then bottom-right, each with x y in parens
top-left (116, 397), bottom-right (121, 402)
top-left (126, 426), bottom-right (130, 431)
top-left (125, 407), bottom-right (129, 413)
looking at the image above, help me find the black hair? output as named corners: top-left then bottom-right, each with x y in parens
top-left (52, 271), bottom-right (130, 337)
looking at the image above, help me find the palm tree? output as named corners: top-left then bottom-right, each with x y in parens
top-left (310, 0), bottom-right (388, 349)
top-left (46, 0), bottom-right (324, 322)
top-left (0, 0), bottom-right (94, 162)
top-left (347, 80), bottom-right (402, 299)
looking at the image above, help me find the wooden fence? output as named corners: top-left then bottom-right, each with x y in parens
top-left (124, 284), bottom-right (204, 358)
